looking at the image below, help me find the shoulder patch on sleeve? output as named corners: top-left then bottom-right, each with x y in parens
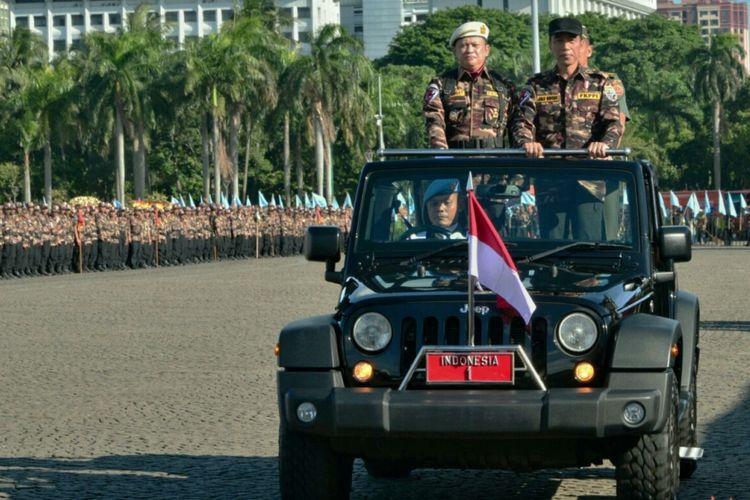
top-left (424, 83), bottom-right (440, 105)
top-left (603, 84), bottom-right (618, 102)
top-left (518, 89), bottom-right (532, 107)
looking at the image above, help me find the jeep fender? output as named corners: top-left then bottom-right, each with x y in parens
top-left (278, 315), bottom-right (340, 368)
top-left (674, 291), bottom-right (700, 391)
top-left (611, 314), bottom-right (682, 370)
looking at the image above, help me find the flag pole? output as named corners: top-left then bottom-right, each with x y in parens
top-left (466, 173), bottom-right (475, 347)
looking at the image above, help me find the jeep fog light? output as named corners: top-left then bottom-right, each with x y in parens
top-left (353, 361), bottom-right (374, 383)
top-left (557, 313), bottom-right (598, 354)
top-left (353, 313), bottom-right (392, 352)
top-left (574, 361), bottom-right (595, 383)
top-left (623, 402), bottom-right (646, 426)
top-left (296, 402), bottom-right (317, 423)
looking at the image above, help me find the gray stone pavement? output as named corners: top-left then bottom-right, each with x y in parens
top-left (0, 248), bottom-right (747, 499)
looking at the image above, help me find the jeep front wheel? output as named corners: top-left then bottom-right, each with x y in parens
top-left (279, 429), bottom-right (353, 500)
top-left (614, 375), bottom-right (680, 499)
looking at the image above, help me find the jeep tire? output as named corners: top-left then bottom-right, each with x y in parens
top-left (279, 428), bottom-right (353, 500)
top-left (614, 374), bottom-right (680, 499)
top-left (679, 356), bottom-right (699, 479)
top-left (364, 459), bottom-right (413, 479)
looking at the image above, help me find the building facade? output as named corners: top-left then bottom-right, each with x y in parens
top-left (8, 0), bottom-right (340, 59)
top-left (341, 0), bottom-right (656, 60)
top-left (0, 0), bottom-right (9, 36)
top-left (657, 0), bottom-right (749, 70)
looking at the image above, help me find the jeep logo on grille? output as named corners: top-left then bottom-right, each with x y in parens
top-left (460, 304), bottom-right (491, 315)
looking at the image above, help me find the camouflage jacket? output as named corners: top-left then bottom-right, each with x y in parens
top-left (512, 66), bottom-right (623, 149)
top-left (424, 67), bottom-right (515, 149)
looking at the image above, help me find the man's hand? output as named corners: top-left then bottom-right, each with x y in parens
top-left (522, 142), bottom-right (544, 158)
top-left (587, 142), bottom-right (610, 159)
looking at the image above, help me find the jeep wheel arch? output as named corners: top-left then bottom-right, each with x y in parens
top-left (611, 314), bottom-right (682, 370)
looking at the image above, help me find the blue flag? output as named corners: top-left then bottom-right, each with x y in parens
top-left (304, 193), bottom-right (313, 209)
top-left (170, 196), bottom-right (180, 205)
top-left (179, 195), bottom-right (186, 208)
top-left (703, 191), bottom-right (711, 215)
top-left (658, 193), bottom-right (669, 220)
top-left (189, 194), bottom-right (196, 208)
top-left (686, 192), bottom-right (700, 218)
top-left (343, 192), bottom-right (353, 209)
top-left (312, 192), bottom-right (328, 208)
top-left (208, 194), bottom-right (214, 205)
top-left (669, 190), bottom-right (680, 209)
top-left (258, 191), bottom-right (269, 208)
top-left (246, 196), bottom-right (252, 207)
top-left (270, 194), bottom-right (277, 207)
top-left (727, 192), bottom-right (737, 217)
top-left (295, 194), bottom-right (302, 208)
top-left (234, 196), bottom-right (242, 207)
top-left (279, 196), bottom-right (285, 209)
top-left (717, 190), bottom-right (726, 215)
top-left (740, 192), bottom-right (748, 212)
top-left (332, 197), bottom-right (340, 209)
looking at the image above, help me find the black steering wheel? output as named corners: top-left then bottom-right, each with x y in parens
top-left (399, 225), bottom-right (454, 240)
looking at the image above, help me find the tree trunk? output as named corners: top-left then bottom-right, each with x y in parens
top-left (213, 109), bottom-right (221, 205)
top-left (713, 100), bottom-right (721, 191)
top-left (295, 131), bottom-right (304, 199)
top-left (325, 138), bottom-right (334, 205)
top-left (201, 112), bottom-right (210, 202)
top-left (23, 149), bottom-right (31, 205)
top-left (229, 103), bottom-right (242, 205)
top-left (44, 130), bottom-right (52, 205)
top-left (283, 113), bottom-right (291, 206)
top-left (243, 122), bottom-right (251, 204)
top-left (133, 120), bottom-right (146, 199)
top-left (314, 115), bottom-right (324, 196)
top-left (115, 110), bottom-right (126, 204)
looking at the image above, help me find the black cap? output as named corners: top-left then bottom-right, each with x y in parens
top-left (549, 17), bottom-right (583, 37)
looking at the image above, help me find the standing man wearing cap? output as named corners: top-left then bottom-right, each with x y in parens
top-left (423, 22), bottom-right (516, 150)
top-left (513, 17), bottom-right (622, 158)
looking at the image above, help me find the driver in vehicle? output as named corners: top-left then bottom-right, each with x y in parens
top-left (408, 179), bottom-right (466, 239)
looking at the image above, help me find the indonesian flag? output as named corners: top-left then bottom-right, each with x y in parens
top-left (468, 189), bottom-right (536, 324)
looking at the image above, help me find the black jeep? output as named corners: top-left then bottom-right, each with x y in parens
top-left (277, 150), bottom-right (701, 499)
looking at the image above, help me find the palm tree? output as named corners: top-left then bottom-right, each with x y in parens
top-left (692, 33), bottom-right (746, 190)
top-left (281, 25), bottom-right (374, 202)
top-left (0, 28), bottom-right (48, 204)
top-left (75, 5), bottom-right (164, 203)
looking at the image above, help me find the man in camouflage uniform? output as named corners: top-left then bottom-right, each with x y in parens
top-left (513, 18), bottom-right (624, 240)
top-left (424, 21), bottom-right (516, 149)
top-left (513, 17), bottom-right (622, 158)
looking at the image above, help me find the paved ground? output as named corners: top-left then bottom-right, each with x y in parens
top-left (0, 248), bottom-right (748, 499)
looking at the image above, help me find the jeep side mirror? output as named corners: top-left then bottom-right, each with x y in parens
top-left (304, 225), bottom-right (342, 284)
top-left (658, 225), bottom-right (692, 263)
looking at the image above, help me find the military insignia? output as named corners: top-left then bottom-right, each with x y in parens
top-left (424, 83), bottom-right (440, 105)
top-left (480, 24), bottom-right (487, 35)
top-left (486, 90), bottom-right (499, 97)
top-left (536, 93), bottom-right (560, 104)
top-left (518, 89), bottom-right (532, 107)
top-left (576, 92), bottom-right (601, 100)
top-left (603, 84), bottom-right (618, 102)
top-left (487, 107), bottom-right (499, 120)
top-left (448, 109), bottom-right (461, 122)
top-left (612, 79), bottom-right (625, 96)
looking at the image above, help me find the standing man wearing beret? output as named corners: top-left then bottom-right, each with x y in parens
top-left (423, 22), bottom-right (516, 150)
top-left (513, 17), bottom-right (623, 158)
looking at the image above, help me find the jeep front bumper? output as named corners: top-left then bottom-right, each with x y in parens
top-left (278, 370), bottom-right (673, 438)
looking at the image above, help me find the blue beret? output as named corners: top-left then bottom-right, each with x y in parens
top-left (424, 179), bottom-right (460, 202)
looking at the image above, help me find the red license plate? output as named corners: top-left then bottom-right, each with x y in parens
top-left (426, 352), bottom-right (514, 383)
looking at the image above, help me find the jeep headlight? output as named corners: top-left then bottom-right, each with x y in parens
top-left (352, 313), bottom-right (392, 352)
top-left (557, 313), bottom-right (598, 354)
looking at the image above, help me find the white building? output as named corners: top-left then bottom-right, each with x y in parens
top-left (341, 0), bottom-right (656, 59)
top-left (0, 0), bottom-right (9, 35)
top-left (8, 0), bottom-right (340, 59)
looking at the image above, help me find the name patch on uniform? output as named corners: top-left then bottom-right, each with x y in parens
top-left (576, 92), bottom-right (601, 100)
top-left (485, 90), bottom-right (499, 97)
top-left (451, 89), bottom-right (466, 97)
top-left (536, 93), bottom-right (560, 104)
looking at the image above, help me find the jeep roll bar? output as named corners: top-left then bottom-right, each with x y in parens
top-left (376, 148), bottom-right (632, 159)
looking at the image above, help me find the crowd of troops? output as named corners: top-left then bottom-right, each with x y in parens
top-left (670, 208), bottom-right (750, 246)
top-left (0, 203), bottom-right (351, 279)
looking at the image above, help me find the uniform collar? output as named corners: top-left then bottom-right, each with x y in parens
top-left (458, 65), bottom-right (488, 81)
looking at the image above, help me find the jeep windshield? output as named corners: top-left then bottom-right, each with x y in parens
top-left (350, 162), bottom-right (639, 293)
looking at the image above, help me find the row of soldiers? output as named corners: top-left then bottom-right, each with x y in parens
top-left (0, 202), bottom-right (351, 279)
